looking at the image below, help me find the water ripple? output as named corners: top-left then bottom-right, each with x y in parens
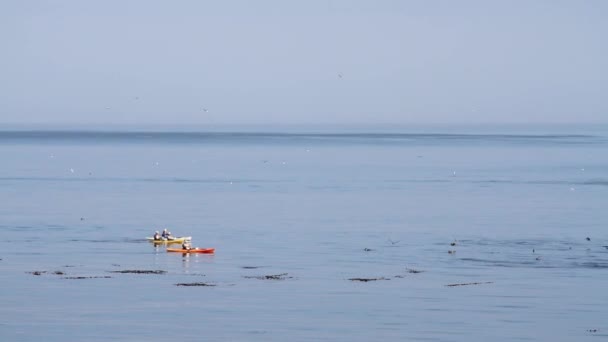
top-left (0, 131), bottom-right (604, 146)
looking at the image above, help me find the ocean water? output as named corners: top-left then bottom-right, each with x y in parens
top-left (1, 125), bottom-right (607, 341)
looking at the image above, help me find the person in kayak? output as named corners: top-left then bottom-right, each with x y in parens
top-left (161, 229), bottom-right (174, 240)
top-left (182, 240), bottom-right (192, 250)
top-left (153, 231), bottom-right (162, 241)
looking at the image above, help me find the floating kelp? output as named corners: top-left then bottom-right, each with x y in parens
top-left (110, 270), bottom-right (166, 274)
top-left (445, 281), bottom-right (494, 287)
top-left (243, 273), bottom-right (292, 280)
top-left (406, 268), bottom-right (424, 274)
top-left (363, 248), bottom-right (374, 252)
top-left (392, 269), bottom-right (425, 278)
top-left (241, 266), bottom-right (260, 269)
top-left (175, 282), bottom-right (216, 287)
top-left (348, 277), bottom-right (389, 282)
top-left (28, 270), bottom-right (65, 276)
top-left (63, 276), bottom-right (112, 279)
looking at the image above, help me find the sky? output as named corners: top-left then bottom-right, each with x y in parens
top-left (1, 0), bottom-right (607, 126)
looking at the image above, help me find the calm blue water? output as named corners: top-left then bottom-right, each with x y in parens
top-left (1, 125), bottom-right (607, 341)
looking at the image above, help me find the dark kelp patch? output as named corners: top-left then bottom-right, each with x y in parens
top-left (406, 268), bottom-right (424, 274)
top-left (393, 269), bottom-right (425, 278)
top-left (349, 277), bottom-right (389, 282)
top-left (243, 273), bottom-right (292, 280)
top-left (445, 281), bottom-right (494, 287)
top-left (175, 282), bottom-right (216, 287)
top-left (241, 266), bottom-right (261, 269)
top-left (110, 270), bottom-right (166, 274)
top-left (63, 276), bottom-right (112, 279)
top-left (28, 270), bottom-right (65, 276)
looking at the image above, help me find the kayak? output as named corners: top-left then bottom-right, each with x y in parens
top-left (167, 248), bottom-right (215, 254)
top-left (146, 236), bottom-right (192, 244)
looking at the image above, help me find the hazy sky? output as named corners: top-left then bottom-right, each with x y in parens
top-left (1, 0), bottom-right (607, 126)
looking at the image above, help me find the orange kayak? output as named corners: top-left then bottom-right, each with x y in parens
top-left (167, 248), bottom-right (215, 254)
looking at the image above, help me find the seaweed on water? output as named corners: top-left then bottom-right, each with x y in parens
top-left (241, 266), bottom-right (260, 269)
top-left (265, 273), bottom-right (292, 280)
top-left (243, 273), bottom-right (292, 280)
top-left (406, 268), bottom-right (424, 274)
top-left (110, 270), bottom-right (166, 274)
top-left (363, 248), bottom-right (374, 252)
top-left (391, 268), bottom-right (425, 278)
top-left (349, 277), bottom-right (389, 282)
top-left (63, 276), bottom-right (113, 279)
top-left (175, 282), bottom-right (216, 287)
top-left (28, 270), bottom-right (66, 276)
top-left (445, 281), bottom-right (494, 287)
